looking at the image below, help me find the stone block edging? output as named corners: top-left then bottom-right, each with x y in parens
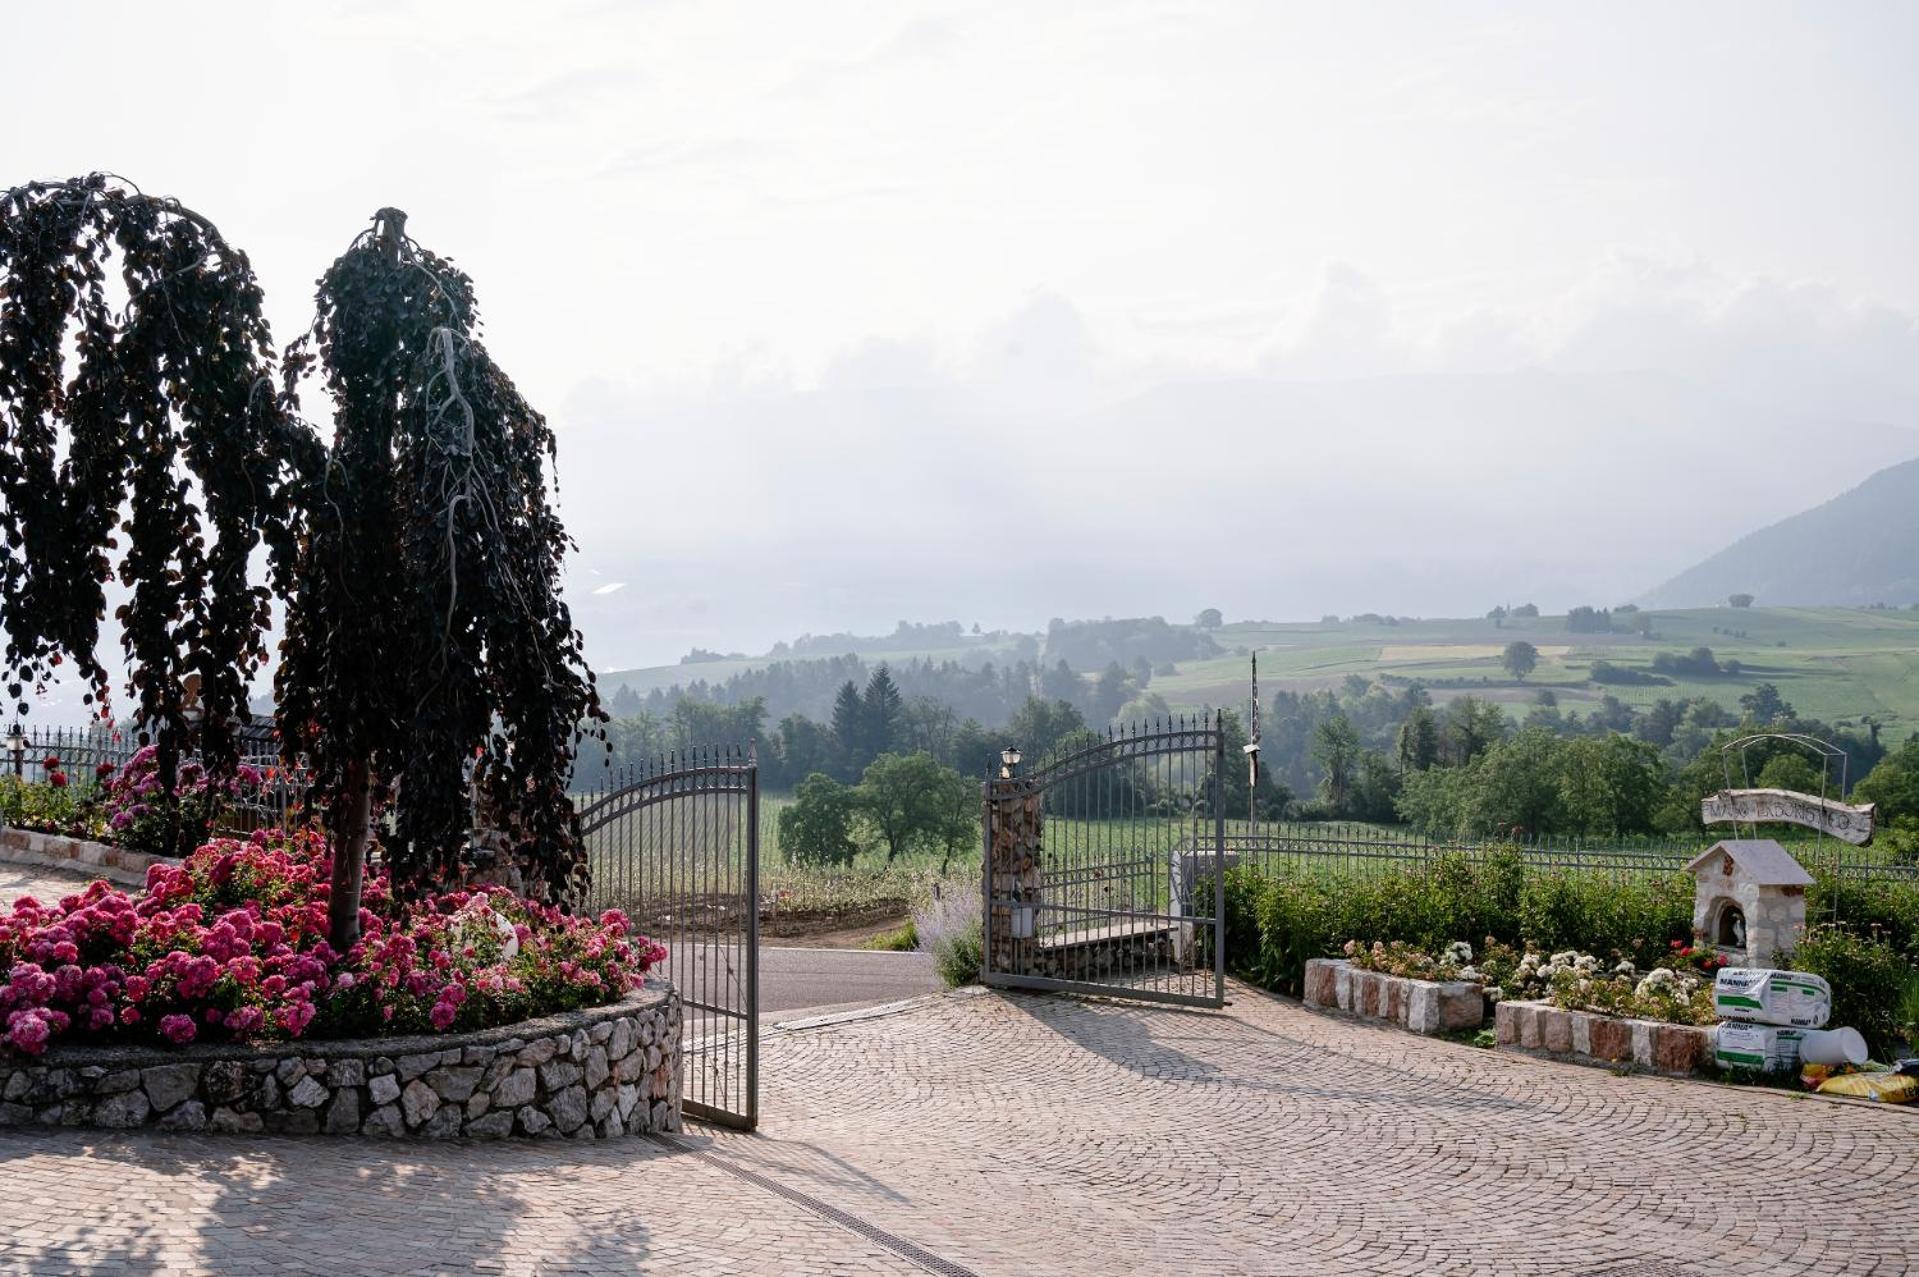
top-left (0, 826), bottom-right (170, 887)
top-left (0, 982), bottom-right (682, 1139)
top-left (1303, 958), bottom-right (1486, 1034)
top-left (1494, 998), bottom-right (1712, 1076)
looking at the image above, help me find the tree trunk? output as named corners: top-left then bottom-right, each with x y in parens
top-left (327, 760), bottom-right (372, 953)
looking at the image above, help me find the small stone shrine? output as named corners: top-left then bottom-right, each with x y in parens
top-left (1683, 838), bottom-right (1813, 967)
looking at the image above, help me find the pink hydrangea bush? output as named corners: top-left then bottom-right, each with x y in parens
top-left (0, 829), bottom-right (663, 1056)
top-left (97, 745), bottom-right (270, 857)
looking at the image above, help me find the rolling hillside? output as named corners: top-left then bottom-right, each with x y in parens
top-left (601, 605), bottom-right (1919, 738)
top-left (1641, 457), bottom-right (1919, 609)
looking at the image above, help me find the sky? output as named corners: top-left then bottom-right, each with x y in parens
top-left (8, 1), bottom-right (1919, 674)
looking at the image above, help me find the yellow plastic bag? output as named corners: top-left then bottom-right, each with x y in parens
top-left (1816, 1071), bottom-right (1919, 1104)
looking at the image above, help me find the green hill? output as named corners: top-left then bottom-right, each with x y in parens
top-left (1642, 456), bottom-right (1919, 609)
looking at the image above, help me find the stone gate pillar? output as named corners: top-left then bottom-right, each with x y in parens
top-left (986, 771), bottom-right (1044, 978)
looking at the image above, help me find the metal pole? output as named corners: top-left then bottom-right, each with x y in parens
top-left (1213, 708), bottom-right (1227, 1006)
top-left (745, 742), bottom-right (760, 1130)
top-left (980, 771), bottom-right (993, 985)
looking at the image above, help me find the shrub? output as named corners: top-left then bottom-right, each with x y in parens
top-left (1811, 875), bottom-right (1919, 959)
top-left (1516, 869), bottom-right (1693, 960)
top-left (1226, 855), bottom-right (1695, 996)
top-left (0, 772), bottom-right (107, 841)
top-left (98, 745), bottom-right (268, 858)
top-left (914, 887), bottom-right (982, 988)
top-left (0, 829), bottom-right (663, 1056)
top-left (1789, 925), bottom-right (1917, 1060)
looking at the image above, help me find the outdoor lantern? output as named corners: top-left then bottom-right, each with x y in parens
top-left (1009, 901), bottom-right (1036, 939)
top-left (5, 723), bottom-right (24, 777)
top-left (1000, 746), bottom-right (1022, 778)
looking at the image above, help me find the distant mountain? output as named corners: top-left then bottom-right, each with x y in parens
top-left (1640, 457), bottom-right (1919, 608)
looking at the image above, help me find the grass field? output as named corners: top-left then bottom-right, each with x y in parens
top-left (1177, 606), bottom-right (1919, 733)
top-left (596, 605), bottom-right (1919, 737)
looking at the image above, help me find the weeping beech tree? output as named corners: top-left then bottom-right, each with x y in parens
top-left (0, 176), bottom-right (603, 950)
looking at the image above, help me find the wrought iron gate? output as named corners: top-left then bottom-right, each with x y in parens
top-left (982, 714), bottom-right (1226, 1008)
top-left (577, 746), bottom-right (759, 1130)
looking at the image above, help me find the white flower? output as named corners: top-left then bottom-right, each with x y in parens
top-left (1612, 960), bottom-right (1638, 977)
top-left (1635, 968), bottom-right (1678, 999)
top-left (1574, 954), bottom-right (1599, 974)
top-left (1456, 966), bottom-right (1482, 982)
top-left (1550, 950), bottom-right (1581, 967)
top-left (1444, 940), bottom-right (1474, 965)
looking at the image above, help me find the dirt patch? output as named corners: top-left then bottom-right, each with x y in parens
top-left (776, 917), bottom-right (915, 950)
top-left (760, 899), bottom-right (910, 944)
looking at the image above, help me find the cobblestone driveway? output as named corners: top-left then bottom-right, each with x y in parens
top-left (2, 865), bottom-right (1914, 1275)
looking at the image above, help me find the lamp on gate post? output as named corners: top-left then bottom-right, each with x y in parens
top-left (5, 723), bottom-right (24, 778)
top-left (999, 746), bottom-right (1022, 780)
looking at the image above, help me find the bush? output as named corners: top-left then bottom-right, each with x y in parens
top-left (914, 888), bottom-right (982, 988)
top-left (0, 830), bottom-right (663, 1056)
top-left (0, 771), bottom-right (107, 841)
top-left (1816, 871), bottom-right (1919, 955)
top-left (1224, 854), bottom-right (1695, 997)
top-left (97, 746), bottom-right (270, 857)
top-left (1789, 925), bottom-right (1919, 1061)
top-left (1516, 869), bottom-right (1693, 960)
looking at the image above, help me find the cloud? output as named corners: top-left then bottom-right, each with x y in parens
top-left (592, 582), bottom-right (627, 596)
top-left (603, 136), bottom-right (783, 176)
top-left (480, 64), bottom-right (647, 123)
top-left (1489, 251), bottom-right (1919, 422)
top-left (773, 15), bottom-right (957, 100)
top-left (1261, 264), bottom-right (1400, 380)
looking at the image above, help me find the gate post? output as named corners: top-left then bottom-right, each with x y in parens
top-left (984, 752), bottom-right (1044, 981)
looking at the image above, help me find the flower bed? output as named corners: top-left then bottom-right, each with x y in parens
top-left (0, 744), bottom-right (282, 855)
top-left (1477, 944), bottom-right (1716, 1027)
top-left (0, 984), bottom-right (680, 1138)
top-left (1494, 999), bottom-right (1714, 1076)
top-left (1, 829), bottom-right (664, 1057)
top-left (1302, 958), bottom-right (1486, 1035)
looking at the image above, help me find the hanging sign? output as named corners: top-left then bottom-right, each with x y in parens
top-left (1700, 788), bottom-right (1875, 845)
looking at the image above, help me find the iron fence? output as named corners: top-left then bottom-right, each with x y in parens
top-left (1, 723), bottom-right (313, 835)
top-left (574, 745), bottom-right (759, 1130)
top-left (984, 714), bottom-right (1227, 1009)
top-left (1210, 819), bottom-right (1919, 932)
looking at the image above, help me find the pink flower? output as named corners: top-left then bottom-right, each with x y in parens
top-left (159, 1014), bottom-right (197, 1045)
top-left (5, 1009), bottom-right (53, 1055)
top-left (278, 1001), bottom-right (316, 1036)
top-left (222, 1006), bottom-right (265, 1036)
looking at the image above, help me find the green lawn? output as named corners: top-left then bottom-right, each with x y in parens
top-left (1184, 606), bottom-right (1919, 734)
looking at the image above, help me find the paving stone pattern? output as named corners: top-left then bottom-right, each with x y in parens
top-left (2, 857), bottom-right (1914, 1276)
top-left (0, 863), bottom-right (96, 908)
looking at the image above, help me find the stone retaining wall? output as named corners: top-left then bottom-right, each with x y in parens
top-left (1303, 958), bottom-right (1485, 1034)
top-left (1494, 999), bottom-right (1712, 1075)
top-left (0, 984), bottom-right (681, 1139)
top-left (0, 826), bottom-right (170, 886)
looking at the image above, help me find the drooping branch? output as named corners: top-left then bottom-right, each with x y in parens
top-left (0, 174), bottom-right (316, 789)
top-left (279, 208), bottom-right (604, 906)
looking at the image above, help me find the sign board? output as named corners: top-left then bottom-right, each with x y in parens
top-left (1700, 788), bottom-right (1875, 845)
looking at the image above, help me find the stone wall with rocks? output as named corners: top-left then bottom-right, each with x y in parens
top-left (1495, 998), bottom-right (1712, 1075)
top-left (1303, 958), bottom-right (1486, 1035)
top-left (0, 984), bottom-right (680, 1139)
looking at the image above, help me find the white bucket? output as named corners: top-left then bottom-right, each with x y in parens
top-left (1797, 1027), bottom-right (1868, 1066)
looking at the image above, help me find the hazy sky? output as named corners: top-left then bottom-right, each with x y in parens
top-left (8, 1), bottom-right (1919, 672)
